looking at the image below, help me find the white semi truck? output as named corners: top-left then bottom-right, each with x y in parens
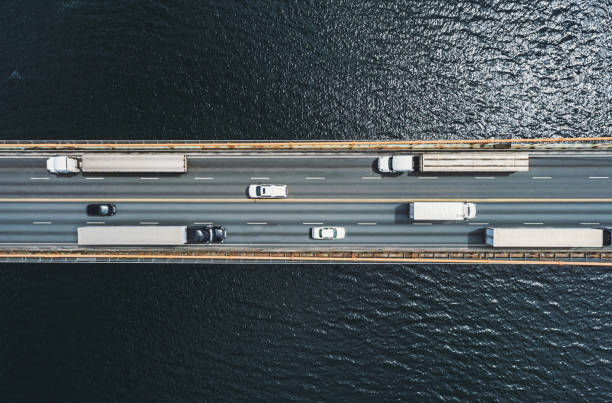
top-left (409, 202), bottom-right (477, 221)
top-left (378, 152), bottom-right (529, 173)
top-left (47, 154), bottom-right (188, 174)
top-left (77, 225), bottom-right (226, 246)
top-left (485, 227), bottom-right (611, 248)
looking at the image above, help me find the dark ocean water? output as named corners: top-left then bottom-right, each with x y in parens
top-left (1, 0), bottom-right (611, 401)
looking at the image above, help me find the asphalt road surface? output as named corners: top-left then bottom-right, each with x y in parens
top-left (1, 153), bottom-right (611, 247)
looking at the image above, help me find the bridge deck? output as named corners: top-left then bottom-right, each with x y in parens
top-left (2, 147), bottom-right (612, 264)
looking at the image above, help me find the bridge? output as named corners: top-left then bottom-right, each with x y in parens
top-left (2, 138), bottom-right (612, 266)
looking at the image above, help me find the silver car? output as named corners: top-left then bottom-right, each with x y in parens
top-left (310, 227), bottom-right (346, 240)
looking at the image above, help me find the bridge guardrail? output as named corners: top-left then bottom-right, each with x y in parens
top-left (0, 249), bottom-right (610, 266)
top-left (0, 137), bottom-right (611, 151)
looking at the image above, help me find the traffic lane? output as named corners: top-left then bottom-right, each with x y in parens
top-left (220, 224), bottom-right (485, 245)
top-left (0, 222), bottom-right (485, 245)
top-left (4, 155), bottom-right (612, 199)
top-left (2, 202), bottom-right (612, 226)
top-left (530, 155), bottom-right (612, 169)
top-left (5, 153), bottom-right (612, 174)
top-left (475, 203), bottom-right (612, 225)
top-left (5, 222), bottom-right (609, 247)
top-left (4, 174), bottom-right (612, 199)
top-left (7, 153), bottom-right (612, 171)
top-left (2, 177), bottom-right (612, 201)
top-left (0, 155), bottom-right (379, 181)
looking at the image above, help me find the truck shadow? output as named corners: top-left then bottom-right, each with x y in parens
top-left (407, 172), bottom-right (514, 177)
top-left (467, 228), bottom-right (486, 245)
top-left (82, 172), bottom-right (184, 178)
top-left (394, 204), bottom-right (412, 224)
top-left (370, 160), bottom-right (402, 177)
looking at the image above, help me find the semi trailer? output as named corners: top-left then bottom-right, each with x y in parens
top-left (47, 154), bottom-right (188, 174)
top-left (378, 152), bottom-right (529, 173)
top-left (485, 227), bottom-right (611, 248)
top-left (77, 225), bottom-right (226, 246)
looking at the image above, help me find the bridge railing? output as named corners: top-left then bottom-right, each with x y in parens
top-left (0, 137), bottom-right (612, 151)
top-left (0, 248), bottom-right (610, 266)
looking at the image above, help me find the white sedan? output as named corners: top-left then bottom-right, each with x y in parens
top-left (310, 227), bottom-right (346, 240)
top-left (248, 184), bottom-right (288, 198)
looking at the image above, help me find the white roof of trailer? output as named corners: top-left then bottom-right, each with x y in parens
top-left (78, 226), bottom-right (187, 245)
top-left (81, 154), bottom-right (186, 172)
top-left (489, 228), bottom-right (603, 247)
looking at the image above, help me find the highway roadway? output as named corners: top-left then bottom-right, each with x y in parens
top-left (3, 153), bottom-right (612, 199)
top-left (0, 201), bottom-right (611, 247)
top-left (1, 153), bottom-right (612, 247)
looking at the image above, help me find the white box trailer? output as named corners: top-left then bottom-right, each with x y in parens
top-left (78, 226), bottom-right (189, 245)
top-left (420, 152), bottom-right (529, 172)
top-left (47, 154), bottom-right (187, 174)
top-left (485, 227), bottom-right (611, 248)
top-left (78, 225), bottom-right (226, 245)
top-left (82, 154), bottom-right (187, 173)
top-left (410, 202), bottom-right (477, 221)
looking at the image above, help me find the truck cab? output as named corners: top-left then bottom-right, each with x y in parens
top-left (464, 203), bottom-right (477, 219)
top-left (46, 156), bottom-right (80, 174)
top-left (410, 202), bottom-right (477, 221)
top-left (377, 155), bottom-right (416, 173)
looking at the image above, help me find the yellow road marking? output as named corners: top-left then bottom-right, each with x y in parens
top-left (1, 198), bottom-right (612, 203)
top-left (0, 251), bottom-right (609, 266)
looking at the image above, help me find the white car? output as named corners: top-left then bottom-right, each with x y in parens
top-left (248, 184), bottom-right (288, 198)
top-left (310, 227), bottom-right (346, 240)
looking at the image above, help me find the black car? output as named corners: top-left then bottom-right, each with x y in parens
top-left (187, 225), bottom-right (226, 244)
top-left (86, 203), bottom-right (117, 216)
